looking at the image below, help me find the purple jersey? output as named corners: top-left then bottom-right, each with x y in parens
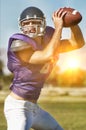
top-left (7, 26), bottom-right (55, 101)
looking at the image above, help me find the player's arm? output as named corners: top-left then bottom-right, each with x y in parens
top-left (29, 27), bottom-right (62, 64)
top-left (57, 25), bottom-right (85, 53)
top-left (70, 25), bottom-right (85, 47)
top-left (29, 9), bottom-right (66, 64)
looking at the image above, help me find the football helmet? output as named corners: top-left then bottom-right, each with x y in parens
top-left (19, 6), bottom-right (46, 38)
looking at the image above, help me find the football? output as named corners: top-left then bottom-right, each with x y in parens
top-left (61, 7), bottom-right (82, 27)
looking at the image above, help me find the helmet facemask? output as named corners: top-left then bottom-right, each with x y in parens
top-left (19, 18), bottom-right (46, 38)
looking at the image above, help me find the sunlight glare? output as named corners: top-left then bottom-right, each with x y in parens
top-left (65, 57), bottom-right (80, 69)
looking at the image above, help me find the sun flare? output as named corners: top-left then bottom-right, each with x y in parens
top-left (65, 57), bottom-right (80, 70)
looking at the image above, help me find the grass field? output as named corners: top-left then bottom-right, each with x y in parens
top-left (0, 94), bottom-right (86, 130)
top-left (40, 101), bottom-right (86, 130)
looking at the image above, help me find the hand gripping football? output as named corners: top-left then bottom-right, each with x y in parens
top-left (61, 7), bottom-right (82, 27)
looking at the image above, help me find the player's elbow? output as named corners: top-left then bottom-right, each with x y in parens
top-left (73, 38), bottom-right (85, 49)
top-left (78, 39), bottom-right (85, 48)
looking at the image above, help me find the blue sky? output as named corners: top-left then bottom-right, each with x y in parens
top-left (0, 0), bottom-right (86, 73)
top-left (0, 0), bottom-right (86, 48)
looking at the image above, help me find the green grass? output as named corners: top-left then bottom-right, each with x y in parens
top-left (0, 97), bottom-right (86, 130)
top-left (40, 101), bottom-right (86, 130)
top-left (0, 101), bottom-right (7, 130)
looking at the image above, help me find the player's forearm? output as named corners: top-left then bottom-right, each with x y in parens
top-left (29, 27), bottom-right (62, 64)
top-left (70, 25), bottom-right (85, 47)
top-left (43, 26), bottom-right (62, 57)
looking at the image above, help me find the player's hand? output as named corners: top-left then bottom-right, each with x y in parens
top-left (52, 8), bottom-right (67, 29)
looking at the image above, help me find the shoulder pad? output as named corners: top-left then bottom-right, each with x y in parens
top-left (10, 40), bottom-right (31, 52)
top-left (8, 33), bottom-right (37, 50)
